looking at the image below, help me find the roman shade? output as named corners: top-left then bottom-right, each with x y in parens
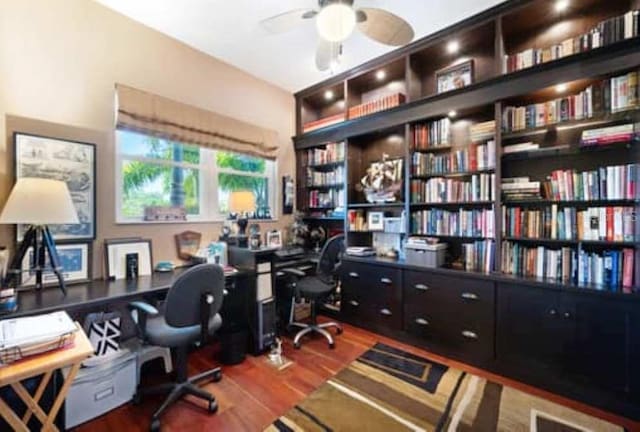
top-left (115, 84), bottom-right (279, 159)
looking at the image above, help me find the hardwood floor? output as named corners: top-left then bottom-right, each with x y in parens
top-left (75, 319), bottom-right (640, 431)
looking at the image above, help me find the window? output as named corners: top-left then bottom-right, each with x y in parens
top-left (116, 130), bottom-right (276, 222)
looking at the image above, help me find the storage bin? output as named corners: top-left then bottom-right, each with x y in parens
top-left (64, 350), bottom-right (137, 428)
top-left (405, 243), bottom-right (447, 268)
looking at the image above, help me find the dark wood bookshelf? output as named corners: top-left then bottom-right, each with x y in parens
top-left (411, 145), bottom-right (453, 153)
top-left (503, 236), bottom-right (637, 247)
top-left (411, 168), bottom-right (495, 179)
top-left (306, 160), bottom-right (345, 170)
top-left (302, 216), bottom-right (344, 222)
top-left (503, 199), bottom-right (639, 206)
top-left (410, 201), bottom-right (494, 207)
top-left (306, 184), bottom-right (344, 189)
top-left (347, 202), bottom-right (405, 209)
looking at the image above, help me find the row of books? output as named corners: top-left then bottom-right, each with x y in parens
top-left (500, 241), bottom-right (635, 292)
top-left (502, 70), bottom-right (639, 132)
top-left (412, 118), bottom-right (451, 150)
top-left (306, 165), bottom-right (345, 187)
top-left (580, 123), bottom-right (638, 147)
top-left (411, 209), bottom-right (495, 238)
top-left (462, 240), bottom-right (495, 274)
top-left (348, 93), bottom-right (406, 120)
top-left (347, 209), bottom-right (367, 231)
top-left (410, 174), bottom-right (495, 203)
top-left (501, 205), bottom-right (636, 242)
top-left (411, 141), bottom-right (496, 176)
top-left (308, 189), bottom-right (344, 209)
top-left (302, 113), bottom-right (345, 133)
top-left (503, 10), bottom-right (640, 73)
top-left (306, 141), bottom-right (345, 166)
top-left (469, 121), bottom-right (496, 142)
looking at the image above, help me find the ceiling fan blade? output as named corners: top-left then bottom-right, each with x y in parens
top-left (356, 8), bottom-right (414, 46)
top-left (316, 39), bottom-right (340, 71)
top-left (260, 8), bottom-right (317, 34)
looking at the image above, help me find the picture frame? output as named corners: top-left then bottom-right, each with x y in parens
top-left (435, 60), bottom-right (474, 94)
top-left (19, 242), bottom-right (91, 289)
top-left (367, 212), bottom-right (385, 231)
top-left (104, 238), bottom-right (153, 280)
top-left (266, 230), bottom-right (283, 248)
top-left (282, 176), bottom-right (294, 215)
top-left (175, 230), bottom-right (202, 260)
top-left (14, 132), bottom-right (96, 241)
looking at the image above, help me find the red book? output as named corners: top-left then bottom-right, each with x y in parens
top-left (622, 248), bottom-right (634, 292)
top-left (606, 207), bottom-right (614, 241)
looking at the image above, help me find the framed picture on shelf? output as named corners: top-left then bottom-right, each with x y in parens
top-left (14, 132), bottom-right (96, 241)
top-left (266, 230), bottom-right (283, 248)
top-left (104, 238), bottom-right (152, 280)
top-left (367, 212), bottom-right (385, 231)
top-left (436, 60), bottom-right (474, 94)
top-left (19, 242), bottom-right (91, 289)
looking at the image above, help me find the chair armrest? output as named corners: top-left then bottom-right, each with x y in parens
top-left (128, 301), bottom-right (159, 339)
top-left (280, 268), bottom-right (306, 278)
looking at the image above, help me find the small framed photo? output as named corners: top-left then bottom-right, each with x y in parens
top-left (20, 242), bottom-right (91, 289)
top-left (436, 60), bottom-right (474, 94)
top-left (367, 212), bottom-right (385, 231)
top-left (104, 238), bottom-right (152, 280)
top-left (266, 230), bottom-right (283, 248)
top-left (175, 230), bottom-right (202, 260)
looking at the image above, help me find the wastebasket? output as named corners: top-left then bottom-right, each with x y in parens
top-left (219, 324), bottom-right (248, 365)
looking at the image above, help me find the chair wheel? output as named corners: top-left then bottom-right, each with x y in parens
top-left (212, 369), bottom-right (222, 382)
top-left (329, 342), bottom-right (335, 349)
top-left (208, 399), bottom-right (218, 414)
top-left (150, 418), bottom-right (161, 432)
top-left (293, 342), bottom-right (301, 349)
top-left (132, 392), bottom-right (142, 405)
top-left (336, 327), bottom-right (343, 335)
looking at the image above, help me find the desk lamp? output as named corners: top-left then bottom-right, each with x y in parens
top-left (0, 178), bottom-right (79, 294)
top-left (228, 190), bottom-right (255, 237)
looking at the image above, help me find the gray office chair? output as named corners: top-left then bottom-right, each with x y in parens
top-left (282, 234), bottom-right (345, 349)
top-left (129, 264), bottom-right (224, 432)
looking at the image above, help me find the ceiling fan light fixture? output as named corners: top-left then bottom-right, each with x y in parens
top-left (316, 3), bottom-right (357, 42)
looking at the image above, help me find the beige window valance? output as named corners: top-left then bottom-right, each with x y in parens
top-left (115, 84), bottom-right (279, 159)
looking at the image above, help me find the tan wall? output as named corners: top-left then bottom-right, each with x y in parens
top-left (0, 0), bottom-right (295, 278)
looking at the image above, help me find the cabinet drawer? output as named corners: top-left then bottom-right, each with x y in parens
top-left (343, 262), bottom-right (401, 288)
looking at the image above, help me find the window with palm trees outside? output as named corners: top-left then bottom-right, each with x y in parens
top-left (116, 130), bottom-right (276, 222)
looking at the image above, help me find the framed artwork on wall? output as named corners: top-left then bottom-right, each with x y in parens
top-left (19, 242), bottom-right (91, 289)
top-left (14, 132), bottom-right (96, 241)
top-left (435, 60), bottom-right (474, 94)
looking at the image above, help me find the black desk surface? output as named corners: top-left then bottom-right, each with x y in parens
top-left (10, 267), bottom-right (251, 318)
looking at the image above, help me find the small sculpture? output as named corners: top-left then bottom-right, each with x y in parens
top-left (357, 154), bottom-right (403, 203)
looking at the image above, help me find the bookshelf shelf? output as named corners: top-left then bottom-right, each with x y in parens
top-left (302, 216), bottom-right (344, 222)
top-left (306, 161), bottom-right (345, 170)
top-left (411, 234), bottom-right (493, 241)
top-left (307, 184), bottom-right (344, 190)
top-left (501, 140), bottom-right (636, 161)
top-left (411, 168), bottom-right (495, 179)
top-left (411, 145), bottom-right (453, 153)
top-left (410, 201), bottom-right (494, 207)
top-left (503, 199), bottom-right (639, 206)
top-left (347, 202), bottom-right (404, 209)
top-left (503, 236), bottom-right (637, 247)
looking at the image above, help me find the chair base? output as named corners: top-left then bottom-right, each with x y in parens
top-left (291, 321), bottom-right (343, 349)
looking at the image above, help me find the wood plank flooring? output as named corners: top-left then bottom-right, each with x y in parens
top-left (74, 319), bottom-right (640, 431)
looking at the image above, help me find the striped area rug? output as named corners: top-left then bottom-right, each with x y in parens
top-left (266, 343), bottom-right (624, 432)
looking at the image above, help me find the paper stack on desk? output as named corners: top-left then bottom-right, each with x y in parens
top-left (0, 311), bottom-right (77, 364)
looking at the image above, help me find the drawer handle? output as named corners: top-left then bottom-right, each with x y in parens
top-left (461, 292), bottom-right (479, 300)
top-left (549, 309), bottom-right (557, 316)
top-left (348, 272), bottom-right (359, 278)
top-left (461, 330), bottom-right (478, 340)
top-left (414, 284), bottom-right (429, 291)
top-left (380, 308), bottom-right (392, 316)
top-left (415, 318), bottom-right (429, 326)
top-left (349, 300), bottom-right (359, 307)
top-left (563, 311), bottom-right (571, 319)
top-left (380, 277), bottom-right (392, 284)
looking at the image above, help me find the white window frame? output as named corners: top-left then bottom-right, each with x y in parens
top-left (115, 130), bottom-right (278, 224)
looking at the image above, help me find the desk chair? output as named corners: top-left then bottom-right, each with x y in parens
top-left (129, 264), bottom-right (224, 432)
top-left (282, 234), bottom-right (344, 349)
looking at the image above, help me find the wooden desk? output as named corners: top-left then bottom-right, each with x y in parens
top-left (0, 326), bottom-right (93, 431)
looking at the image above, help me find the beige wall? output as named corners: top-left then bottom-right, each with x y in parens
top-left (0, 0), bottom-right (295, 278)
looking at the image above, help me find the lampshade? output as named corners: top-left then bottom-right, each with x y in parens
top-left (228, 190), bottom-right (256, 214)
top-left (316, 3), bottom-right (357, 42)
top-left (0, 178), bottom-right (79, 225)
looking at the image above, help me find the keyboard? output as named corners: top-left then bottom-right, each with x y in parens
top-left (275, 247), bottom-right (306, 259)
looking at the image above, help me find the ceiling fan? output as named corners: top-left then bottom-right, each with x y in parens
top-left (260, 0), bottom-right (414, 71)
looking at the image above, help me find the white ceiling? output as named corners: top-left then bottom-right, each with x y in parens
top-left (94, 0), bottom-right (505, 93)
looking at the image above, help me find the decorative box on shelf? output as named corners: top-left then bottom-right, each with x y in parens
top-left (143, 206), bottom-right (187, 221)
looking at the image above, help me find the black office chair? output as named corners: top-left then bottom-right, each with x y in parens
top-left (129, 264), bottom-right (224, 432)
top-left (282, 234), bottom-right (345, 349)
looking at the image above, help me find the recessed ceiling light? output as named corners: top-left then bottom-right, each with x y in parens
top-left (555, 0), bottom-right (569, 12)
top-left (447, 41), bottom-right (460, 54)
top-left (448, 110), bottom-right (457, 118)
top-left (375, 70), bottom-right (386, 81)
top-left (555, 83), bottom-right (567, 93)
top-left (324, 90), bottom-right (334, 101)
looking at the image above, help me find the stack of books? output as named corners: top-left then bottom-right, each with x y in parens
top-left (412, 118), bottom-right (451, 150)
top-left (580, 123), bottom-right (638, 147)
top-left (502, 69), bottom-right (640, 132)
top-left (503, 10), bottom-right (640, 73)
top-left (500, 241), bottom-right (635, 292)
top-left (347, 210), bottom-right (367, 231)
top-left (410, 173), bottom-right (495, 203)
top-left (469, 120), bottom-right (496, 142)
top-left (462, 240), bottom-right (495, 274)
top-left (411, 208), bottom-right (495, 238)
top-left (501, 205), bottom-right (636, 242)
top-left (308, 189), bottom-right (344, 208)
top-left (348, 93), bottom-right (406, 120)
top-left (545, 164), bottom-right (638, 201)
top-left (307, 165), bottom-right (345, 186)
top-left (306, 141), bottom-right (345, 165)
top-left (502, 177), bottom-right (541, 201)
top-left (302, 114), bottom-right (345, 133)
top-left (502, 141), bottom-right (540, 154)
top-left (411, 141), bottom-right (495, 176)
